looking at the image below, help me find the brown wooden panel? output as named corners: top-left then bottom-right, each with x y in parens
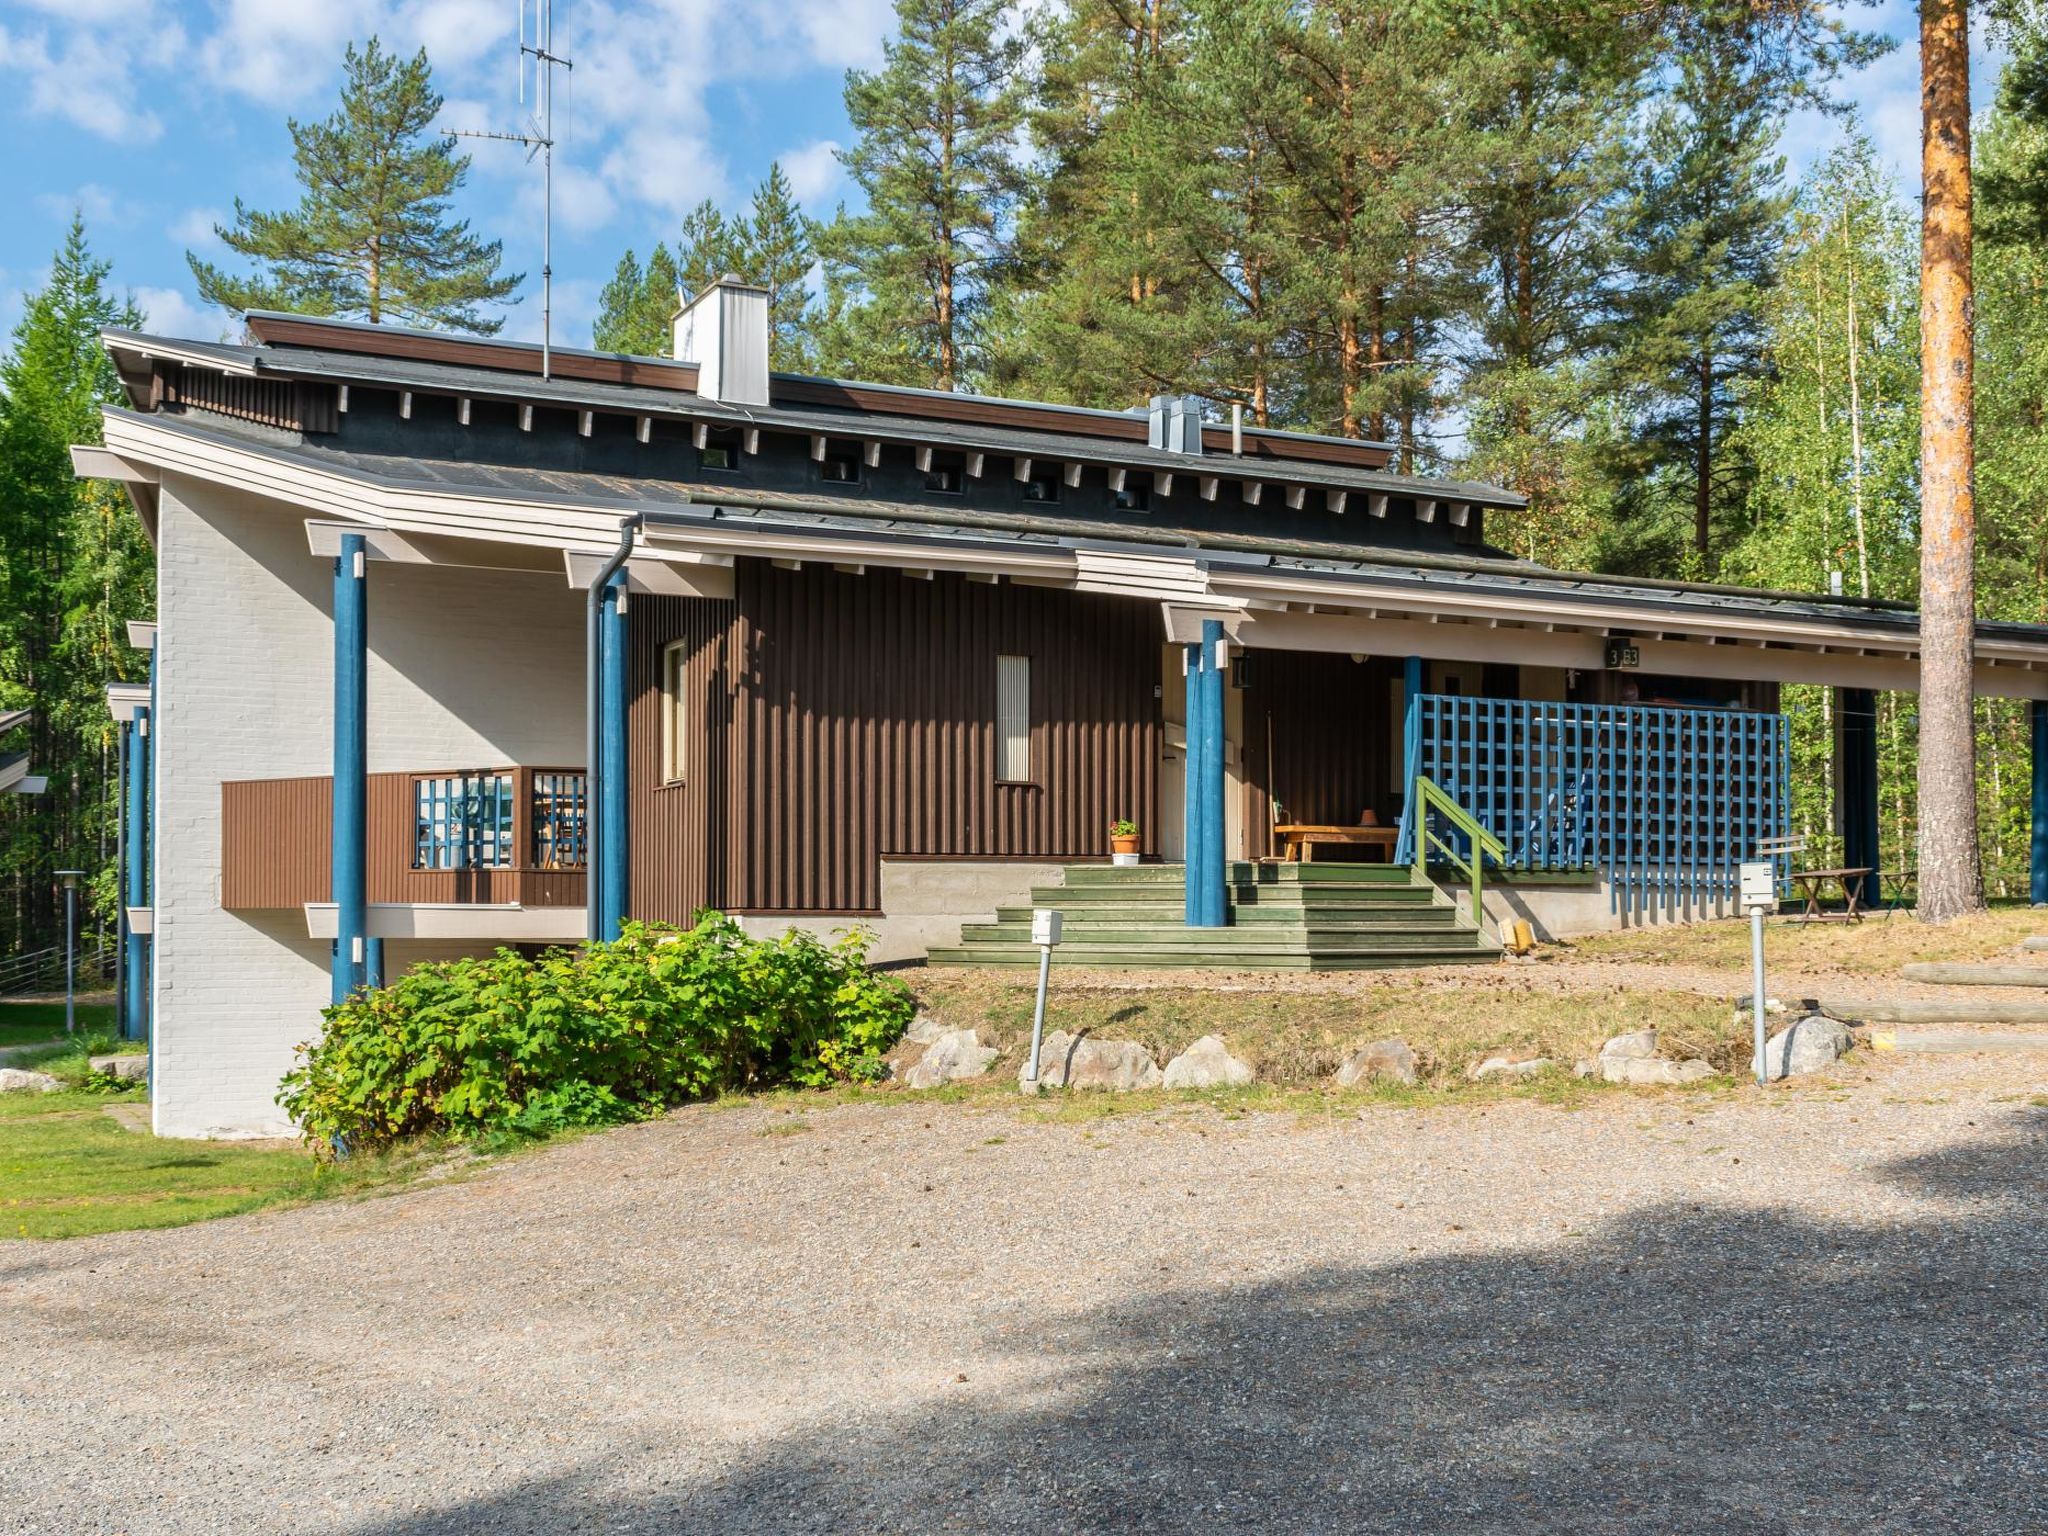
top-left (161, 364), bottom-right (337, 433)
top-left (246, 313), bottom-right (702, 392)
top-left (1241, 652), bottom-right (1400, 861)
top-left (223, 769), bottom-right (586, 911)
top-left (629, 562), bottom-right (1160, 920)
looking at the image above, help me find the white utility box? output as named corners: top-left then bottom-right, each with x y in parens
top-left (1031, 908), bottom-right (1064, 947)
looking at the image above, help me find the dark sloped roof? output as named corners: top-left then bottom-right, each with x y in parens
top-left (113, 405), bottom-right (2048, 651)
top-left (102, 324), bottom-right (1519, 508)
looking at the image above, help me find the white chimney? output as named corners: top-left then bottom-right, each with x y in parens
top-left (673, 275), bottom-right (771, 406)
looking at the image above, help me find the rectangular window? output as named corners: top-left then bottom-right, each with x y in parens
top-left (698, 430), bottom-right (740, 472)
top-left (820, 441), bottom-right (862, 484)
top-left (413, 774), bottom-right (514, 869)
top-left (1114, 477), bottom-right (1151, 512)
top-left (661, 640), bottom-right (687, 784)
top-left (1023, 469), bottom-right (1062, 504)
top-left (996, 654), bottom-right (1031, 782)
top-left (924, 453), bottom-right (964, 495)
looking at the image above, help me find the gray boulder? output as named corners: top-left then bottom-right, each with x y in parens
top-left (89, 1053), bottom-right (147, 1082)
top-left (1019, 1031), bottom-right (1162, 1091)
top-left (1602, 1057), bottom-right (1716, 1087)
top-left (903, 1014), bottom-right (948, 1047)
top-left (1470, 1054), bottom-right (1553, 1080)
top-left (1336, 1039), bottom-right (1419, 1087)
top-left (0, 1068), bottom-right (63, 1093)
top-left (1598, 1029), bottom-right (1660, 1062)
top-left (1161, 1035), bottom-right (1254, 1090)
top-left (903, 1029), bottom-right (998, 1089)
top-left (1753, 1014), bottom-right (1852, 1081)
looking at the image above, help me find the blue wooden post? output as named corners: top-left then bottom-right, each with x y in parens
top-left (597, 573), bottom-right (630, 940)
top-left (1838, 688), bottom-right (1881, 909)
top-left (122, 711), bottom-right (149, 1040)
top-left (2032, 699), bottom-right (2048, 906)
top-left (331, 533), bottom-right (368, 1004)
top-left (1183, 619), bottom-right (1227, 927)
top-left (1394, 655), bottom-right (1424, 864)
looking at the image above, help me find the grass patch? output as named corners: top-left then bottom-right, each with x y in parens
top-left (0, 1001), bottom-right (117, 1050)
top-left (903, 969), bottom-right (1749, 1082)
top-left (0, 1088), bottom-right (438, 1240)
top-left (1565, 903), bottom-right (2048, 978)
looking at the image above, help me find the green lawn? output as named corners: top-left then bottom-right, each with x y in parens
top-left (0, 1000), bottom-right (119, 1049)
top-left (0, 1088), bottom-right (427, 1240)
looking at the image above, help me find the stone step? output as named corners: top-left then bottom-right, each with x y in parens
top-left (926, 944), bottom-right (1497, 971)
top-left (992, 904), bottom-right (1461, 928)
top-left (1059, 861), bottom-right (1411, 887)
top-left (958, 922), bottom-right (1477, 948)
top-left (1027, 884), bottom-right (1439, 908)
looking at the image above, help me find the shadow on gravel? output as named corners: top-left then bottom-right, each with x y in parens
top-left (356, 1108), bottom-right (2047, 1535)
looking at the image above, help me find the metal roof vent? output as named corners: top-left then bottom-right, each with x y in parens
top-left (1147, 394), bottom-right (1205, 455)
top-left (674, 275), bottom-right (770, 406)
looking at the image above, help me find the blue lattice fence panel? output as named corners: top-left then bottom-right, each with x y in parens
top-left (412, 774), bottom-right (516, 870)
top-left (1407, 694), bottom-right (1788, 913)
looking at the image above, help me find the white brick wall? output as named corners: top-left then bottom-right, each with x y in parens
top-left (152, 476), bottom-right (584, 1138)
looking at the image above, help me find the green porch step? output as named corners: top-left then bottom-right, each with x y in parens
top-left (926, 859), bottom-right (1502, 972)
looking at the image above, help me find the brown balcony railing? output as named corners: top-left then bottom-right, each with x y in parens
top-left (222, 766), bottom-right (588, 911)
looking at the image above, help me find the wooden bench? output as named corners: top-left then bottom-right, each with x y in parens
top-left (1273, 824), bottom-right (1400, 864)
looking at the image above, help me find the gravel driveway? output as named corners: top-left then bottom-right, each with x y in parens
top-left (3, 1052), bottom-right (2043, 1535)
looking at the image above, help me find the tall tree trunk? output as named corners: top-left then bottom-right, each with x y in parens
top-left (1916, 0), bottom-right (1984, 921)
top-left (1695, 350), bottom-right (1713, 562)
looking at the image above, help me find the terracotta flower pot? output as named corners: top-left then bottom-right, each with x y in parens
top-left (1111, 834), bottom-right (1141, 856)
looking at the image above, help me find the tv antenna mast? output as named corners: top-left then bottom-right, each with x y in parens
top-left (456, 0), bottom-right (572, 378)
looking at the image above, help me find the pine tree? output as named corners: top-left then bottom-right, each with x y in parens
top-left (818, 0), bottom-right (1031, 390)
top-left (1915, 0), bottom-right (1984, 920)
top-left (1607, 44), bottom-right (1790, 574)
top-left (188, 38), bottom-right (520, 332)
top-left (673, 200), bottom-right (743, 301)
top-left (593, 244), bottom-right (681, 356)
top-left (743, 164), bottom-right (819, 372)
top-left (0, 217), bottom-right (151, 957)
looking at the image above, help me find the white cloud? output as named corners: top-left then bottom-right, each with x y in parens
top-left (168, 208), bottom-right (231, 253)
top-left (0, 23), bottom-right (164, 142)
top-left (134, 286), bottom-right (225, 342)
top-left (500, 275), bottom-right (598, 347)
top-left (37, 183), bottom-right (138, 230)
top-left (780, 138), bottom-right (843, 209)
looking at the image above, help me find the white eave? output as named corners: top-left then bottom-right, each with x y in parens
top-left (303, 902), bottom-right (587, 942)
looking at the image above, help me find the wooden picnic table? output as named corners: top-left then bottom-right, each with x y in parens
top-left (1273, 824), bottom-right (1400, 864)
top-left (1788, 866), bottom-right (1873, 923)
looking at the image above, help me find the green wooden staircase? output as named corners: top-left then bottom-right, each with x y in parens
top-left (924, 861), bottom-right (1501, 971)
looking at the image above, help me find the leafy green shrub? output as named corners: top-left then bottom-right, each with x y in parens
top-left (278, 915), bottom-right (913, 1152)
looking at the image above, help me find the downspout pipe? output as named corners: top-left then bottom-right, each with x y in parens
top-left (585, 514), bottom-right (645, 944)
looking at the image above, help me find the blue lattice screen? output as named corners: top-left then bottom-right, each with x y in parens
top-left (413, 775), bottom-right (515, 870)
top-left (1402, 694), bottom-right (1789, 914)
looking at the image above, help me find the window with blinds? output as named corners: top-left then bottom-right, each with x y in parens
top-left (996, 654), bottom-right (1031, 782)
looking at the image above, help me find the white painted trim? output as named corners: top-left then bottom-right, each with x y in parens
top-left (303, 902), bottom-right (587, 941)
top-left (562, 549), bottom-right (736, 598)
top-left (70, 445), bottom-right (159, 484)
top-left (126, 620), bottom-right (157, 651)
top-left (126, 905), bottom-right (154, 934)
top-left (7, 774), bottom-right (48, 796)
top-left (105, 682), bottom-right (151, 721)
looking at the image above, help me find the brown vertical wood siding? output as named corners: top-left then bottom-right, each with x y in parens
top-left (222, 770), bottom-right (586, 909)
top-left (629, 561), bottom-right (1161, 921)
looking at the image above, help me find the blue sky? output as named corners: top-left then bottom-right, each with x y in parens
top-left (0, 0), bottom-right (2001, 352)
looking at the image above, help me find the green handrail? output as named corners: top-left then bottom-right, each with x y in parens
top-left (1410, 774), bottom-right (1507, 928)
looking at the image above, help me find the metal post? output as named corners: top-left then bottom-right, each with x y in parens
top-left (2032, 699), bottom-right (2048, 906)
top-left (124, 710), bottom-right (149, 1041)
top-left (597, 573), bottom-right (630, 940)
top-left (113, 718), bottom-right (126, 1039)
top-left (1395, 655), bottom-right (1424, 864)
top-left (331, 533), bottom-right (368, 1005)
top-left (1751, 907), bottom-right (1768, 1087)
top-left (583, 518), bottom-right (640, 943)
top-left (1027, 945), bottom-right (1051, 1084)
top-left (61, 877), bottom-right (78, 1036)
